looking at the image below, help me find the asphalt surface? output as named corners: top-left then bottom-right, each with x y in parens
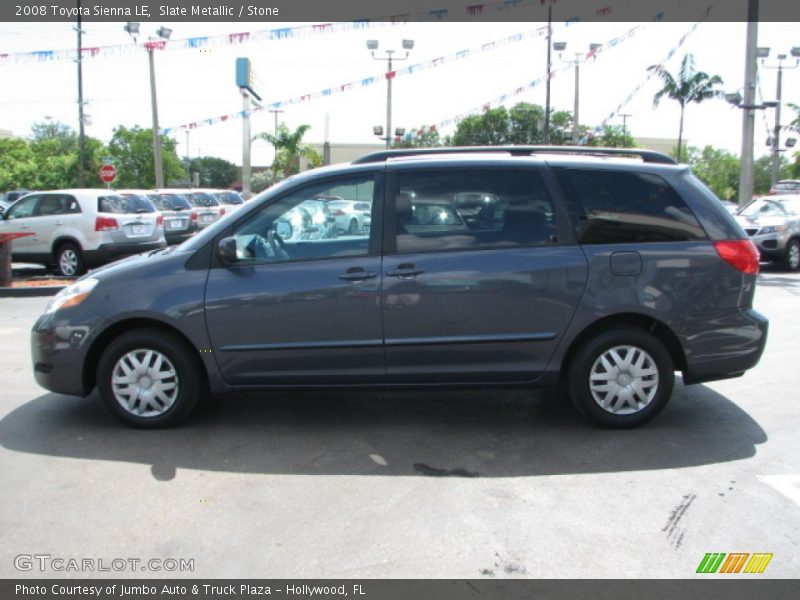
top-left (0, 267), bottom-right (798, 579)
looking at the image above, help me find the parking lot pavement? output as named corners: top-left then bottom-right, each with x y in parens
top-left (0, 269), bottom-right (799, 579)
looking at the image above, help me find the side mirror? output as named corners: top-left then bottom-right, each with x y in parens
top-left (217, 236), bottom-right (238, 263)
top-left (275, 220), bottom-right (292, 240)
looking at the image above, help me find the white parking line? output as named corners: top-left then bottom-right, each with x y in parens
top-left (757, 475), bottom-right (800, 506)
top-left (0, 328), bottom-right (22, 336)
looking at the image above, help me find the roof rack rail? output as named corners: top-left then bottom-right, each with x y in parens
top-left (352, 145), bottom-right (677, 165)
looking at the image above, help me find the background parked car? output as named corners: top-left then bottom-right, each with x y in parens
top-left (280, 199), bottom-right (338, 240)
top-left (0, 189), bottom-right (165, 276)
top-left (322, 196), bottom-right (371, 235)
top-left (735, 195), bottom-right (800, 270)
top-left (121, 190), bottom-right (197, 244)
top-left (213, 190), bottom-right (246, 213)
top-left (768, 179), bottom-right (800, 195)
top-left (181, 190), bottom-right (227, 229)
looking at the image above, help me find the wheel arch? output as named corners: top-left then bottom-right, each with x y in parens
top-left (82, 318), bottom-right (209, 395)
top-left (51, 236), bottom-right (83, 258)
top-left (559, 312), bottom-right (687, 386)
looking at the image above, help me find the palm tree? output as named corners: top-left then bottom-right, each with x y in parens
top-left (788, 103), bottom-right (800, 133)
top-left (648, 54), bottom-right (723, 163)
top-left (254, 123), bottom-right (321, 181)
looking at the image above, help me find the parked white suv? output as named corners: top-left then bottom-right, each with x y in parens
top-left (0, 189), bottom-right (166, 276)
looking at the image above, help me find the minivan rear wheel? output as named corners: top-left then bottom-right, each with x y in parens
top-left (55, 242), bottom-right (84, 277)
top-left (97, 328), bottom-right (200, 428)
top-left (569, 327), bottom-right (674, 428)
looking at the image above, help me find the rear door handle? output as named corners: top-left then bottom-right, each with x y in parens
top-left (338, 268), bottom-right (377, 282)
top-left (386, 265), bottom-right (425, 279)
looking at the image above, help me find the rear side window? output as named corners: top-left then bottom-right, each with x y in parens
top-left (555, 169), bottom-right (707, 244)
top-left (98, 194), bottom-right (156, 214)
top-left (392, 169), bottom-right (558, 254)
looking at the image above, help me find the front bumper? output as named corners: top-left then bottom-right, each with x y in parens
top-left (31, 313), bottom-right (96, 397)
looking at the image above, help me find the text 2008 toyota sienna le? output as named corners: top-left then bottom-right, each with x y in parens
top-left (31, 147), bottom-right (768, 428)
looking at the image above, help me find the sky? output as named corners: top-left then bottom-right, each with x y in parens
top-left (1, 14), bottom-right (798, 167)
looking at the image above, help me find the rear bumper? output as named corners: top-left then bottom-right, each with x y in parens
top-left (83, 241), bottom-right (166, 266)
top-left (681, 308), bottom-right (768, 384)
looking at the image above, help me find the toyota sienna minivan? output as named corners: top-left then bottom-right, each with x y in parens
top-left (31, 147), bottom-right (768, 428)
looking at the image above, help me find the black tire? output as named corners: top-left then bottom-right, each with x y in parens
top-left (348, 218), bottom-right (359, 235)
top-left (568, 327), bottom-right (674, 428)
top-left (783, 239), bottom-right (800, 272)
top-left (96, 328), bottom-right (201, 428)
top-left (55, 242), bottom-right (84, 277)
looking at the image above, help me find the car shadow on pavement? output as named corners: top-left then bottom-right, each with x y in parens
top-left (0, 380), bottom-right (766, 482)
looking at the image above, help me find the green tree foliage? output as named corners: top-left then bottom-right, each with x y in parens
top-left (185, 156), bottom-right (238, 188)
top-left (648, 54), bottom-right (724, 163)
top-left (393, 125), bottom-right (446, 148)
top-left (254, 123), bottom-right (321, 181)
top-left (683, 145), bottom-right (741, 200)
top-left (107, 125), bottom-right (184, 189)
top-left (587, 125), bottom-right (636, 148)
top-left (753, 154), bottom-right (793, 195)
top-left (30, 120), bottom-right (78, 156)
top-left (450, 103), bottom-right (573, 146)
top-left (0, 138), bottom-right (38, 190)
top-left (250, 169), bottom-right (276, 194)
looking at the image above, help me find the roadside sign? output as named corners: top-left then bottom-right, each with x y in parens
top-left (99, 164), bottom-right (117, 183)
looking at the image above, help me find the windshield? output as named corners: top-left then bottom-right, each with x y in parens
top-left (216, 191), bottom-right (243, 205)
top-left (739, 199), bottom-right (791, 218)
top-left (148, 193), bottom-right (192, 211)
top-left (98, 194), bottom-right (155, 214)
top-left (773, 181), bottom-right (800, 192)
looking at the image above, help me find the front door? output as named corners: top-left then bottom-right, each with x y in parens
top-left (381, 166), bottom-right (588, 383)
top-left (204, 172), bottom-right (385, 385)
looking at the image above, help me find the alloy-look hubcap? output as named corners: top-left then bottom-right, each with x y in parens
top-left (589, 345), bottom-right (659, 415)
top-left (60, 250), bottom-right (78, 275)
top-left (111, 349), bottom-right (179, 417)
top-left (789, 243), bottom-right (800, 269)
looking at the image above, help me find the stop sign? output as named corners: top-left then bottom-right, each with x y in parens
top-left (99, 164), bottom-right (117, 183)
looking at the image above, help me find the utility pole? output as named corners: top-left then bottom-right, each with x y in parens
top-left (737, 0), bottom-right (759, 207)
top-left (242, 89), bottom-right (251, 195)
top-left (76, 0), bottom-right (86, 186)
top-left (544, 4), bottom-right (553, 144)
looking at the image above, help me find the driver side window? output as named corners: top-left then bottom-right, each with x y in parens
top-left (228, 175), bottom-right (376, 265)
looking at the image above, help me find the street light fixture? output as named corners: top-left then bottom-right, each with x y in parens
top-left (558, 42), bottom-right (603, 144)
top-left (125, 21), bottom-right (172, 188)
top-left (759, 47), bottom-right (800, 186)
top-left (372, 125), bottom-right (405, 144)
top-left (368, 40), bottom-right (414, 149)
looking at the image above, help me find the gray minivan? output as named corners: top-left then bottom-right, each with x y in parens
top-left (31, 147), bottom-right (768, 428)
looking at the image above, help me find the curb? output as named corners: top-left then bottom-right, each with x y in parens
top-left (0, 285), bottom-right (66, 298)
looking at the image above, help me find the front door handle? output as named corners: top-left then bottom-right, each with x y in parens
top-left (386, 264), bottom-right (425, 279)
top-left (338, 267), bottom-right (376, 282)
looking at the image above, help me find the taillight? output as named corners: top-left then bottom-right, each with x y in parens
top-left (219, 207), bottom-right (226, 216)
top-left (713, 240), bottom-right (759, 275)
top-left (156, 215), bottom-right (164, 227)
top-left (332, 209), bottom-right (346, 216)
top-left (190, 211), bottom-right (198, 221)
top-left (95, 216), bottom-right (119, 231)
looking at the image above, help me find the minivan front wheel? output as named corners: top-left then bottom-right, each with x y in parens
top-left (97, 328), bottom-right (200, 428)
top-left (55, 242), bottom-right (84, 277)
top-left (569, 328), bottom-right (674, 428)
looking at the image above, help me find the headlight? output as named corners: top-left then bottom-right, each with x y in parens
top-left (44, 278), bottom-right (99, 315)
top-left (759, 225), bottom-right (785, 235)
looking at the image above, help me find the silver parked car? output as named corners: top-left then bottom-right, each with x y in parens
top-left (0, 189), bottom-right (165, 276)
top-left (735, 195), bottom-right (800, 271)
top-left (323, 196), bottom-right (371, 235)
top-left (126, 190), bottom-right (197, 244)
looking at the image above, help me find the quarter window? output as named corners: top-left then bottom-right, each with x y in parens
top-left (555, 169), bottom-right (707, 244)
top-left (392, 169), bottom-right (558, 254)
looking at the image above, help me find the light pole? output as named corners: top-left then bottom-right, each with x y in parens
top-left (125, 22), bottom-right (172, 189)
top-left (367, 39), bottom-right (414, 149)
top-left (759, 47), bottom-right (800, 187)
top-left (557, 43), bottom-right (602, 144)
